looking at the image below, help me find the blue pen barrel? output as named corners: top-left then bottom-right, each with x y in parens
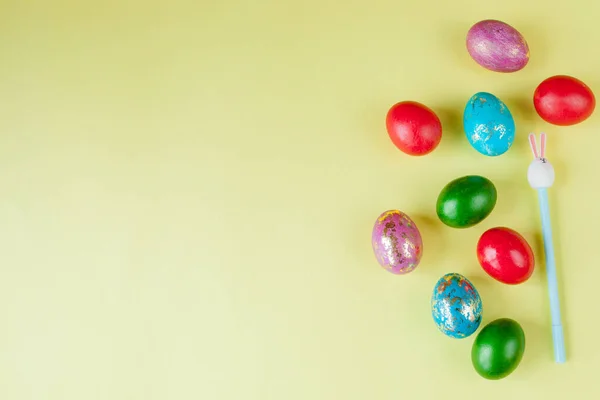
top-left (538, 188), bottom-right (566, 363)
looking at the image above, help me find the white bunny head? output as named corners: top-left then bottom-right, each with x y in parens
top-left (527, 133), bottom-right (555, 189)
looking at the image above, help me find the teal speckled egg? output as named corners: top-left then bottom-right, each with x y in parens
top-left (431, 273), bottom-right (483, 339)
top-left (464, 92), bottom-right (515, 156)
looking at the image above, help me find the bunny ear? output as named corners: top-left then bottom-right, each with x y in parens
top-left (540, 132), bottom-right (547, 158)
top-left (529, 133), bottom-right (539, 159)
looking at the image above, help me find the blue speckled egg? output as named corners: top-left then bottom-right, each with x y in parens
top-left (463, 92), bottom-right (515, 156)
top-left (431, 273), bottom-right (483, 339)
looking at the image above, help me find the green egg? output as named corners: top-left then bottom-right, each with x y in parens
top-left (436, 175), bottom-right (497, 228)
top-left (471, 318), bottom-right (526, 380)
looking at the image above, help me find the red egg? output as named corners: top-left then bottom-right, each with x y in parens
top-left (533, 75), bottom-right (595, 126)
top-left (477, 227), bottom-right (535, 285)
top-left (385, 101), bottom-right (442, 156)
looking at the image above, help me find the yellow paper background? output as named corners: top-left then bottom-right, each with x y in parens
top-left (1, 1), bottom-right (599, 398)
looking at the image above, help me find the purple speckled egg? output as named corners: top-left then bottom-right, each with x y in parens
top-left (372, 210), bottom-right (423, 274)
top-left (466, 20), bottom-right (529, 73)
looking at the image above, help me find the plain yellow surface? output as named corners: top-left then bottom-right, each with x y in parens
top-left (1, 0), bottom-right (600, 398)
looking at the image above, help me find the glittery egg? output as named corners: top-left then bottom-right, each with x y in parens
top-left (371, 210), bottom-right (423, 275)
top-left (466, 20), bottom-right (529, 73)
top-left (431, 273), bottom-right (482, 338)
top-left (464, 92), bottom-right (515, 156)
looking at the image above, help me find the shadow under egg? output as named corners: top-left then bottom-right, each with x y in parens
top-left (410, 213), bottom-right (445, 267)
top-left (488, 177), bottom-right (531, 218)
top-left (501, 95), bottom-right (539, 157)
top-left (513, 22), bottom-right (549, 70)
top-left (504, 95), bottom-right (537, 123)
top-left (513, 319), bottom-right (551, 373)
top-left (431, 105), bottom-right (469, 151)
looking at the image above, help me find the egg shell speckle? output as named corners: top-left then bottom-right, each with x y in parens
top-left (466, 20), bottom-right (529, 73)
top-left (431, 273), bottom-right (483, 338)
top-left (464, 92), bottom-right (515, 156)
top-left (371, 210), bottom-right (423, 274)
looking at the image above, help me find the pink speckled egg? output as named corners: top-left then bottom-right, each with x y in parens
top-left (371, 210), bottom-right (423, 275)
top-left (466, 20), bottom-right (529, 73)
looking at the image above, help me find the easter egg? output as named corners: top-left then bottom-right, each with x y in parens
top-left (371, 210), bottom-right (423, 274)
top-left (477, 227), bottom-right (535, 285)
top-left (464, 92), bottom-right (515, 156)
top-left (534, 75), bottom-right (596, 126)
top-left (466, 20), bottom-right (529, 73)
top-left (436, 175), bottom-right (497, 229)
top-left (385, 101), bottom-right (442, 156)
top-left (431, 273), bottom-right (482, 338)
top-left (472, 318), bottom-right (525, 380)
